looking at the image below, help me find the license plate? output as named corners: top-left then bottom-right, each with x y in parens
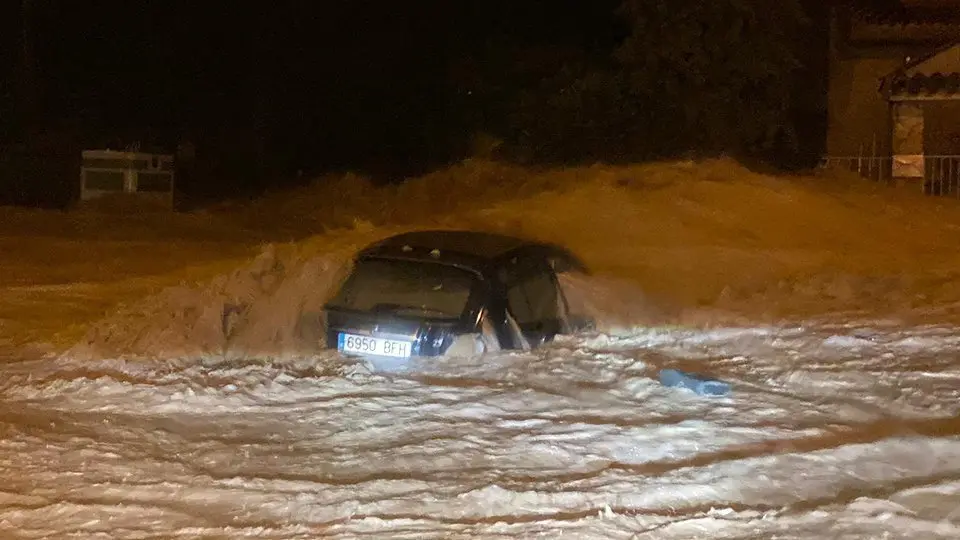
top-left (338, 333), bottom-right (412, 358)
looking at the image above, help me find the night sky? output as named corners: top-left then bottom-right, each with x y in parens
top-left (5, 2), bottom-right (620, 177)
top-left (2, 0), bottom-right (844, 205)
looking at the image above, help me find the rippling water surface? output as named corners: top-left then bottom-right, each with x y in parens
top-left (3, 322), bottom-right (960, 539)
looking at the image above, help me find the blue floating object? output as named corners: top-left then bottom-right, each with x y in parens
top-left (659, 368), bottom-right (731, 397)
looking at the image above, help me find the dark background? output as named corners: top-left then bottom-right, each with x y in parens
top-left (1, 0), bottom-right (834, 208)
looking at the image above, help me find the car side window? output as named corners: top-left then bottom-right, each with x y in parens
top-left (504, 263), bottom-right (560, 325)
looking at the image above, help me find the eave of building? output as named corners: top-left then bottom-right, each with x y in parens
top-left (837, 2), bottom-right (960, 46)
top-left (884, 42), bottom-right (960, 100)
top-left (848, 22), bottom-right (960, 44)
top-left (846, 1), bottom-right (960, 26)
top-left (889, 93), bottom-right (960, 101)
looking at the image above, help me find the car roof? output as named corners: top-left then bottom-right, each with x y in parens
top-left (360, 229), bottom-right (527, 258)
top-left (357, 230), bottom-right (590, 275)
top-left (356, 230), bottom-right (534, 268)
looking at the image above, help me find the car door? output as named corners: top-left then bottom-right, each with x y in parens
top-left (543, 252), bottom-right (594, 334)
top-left (502, 255), bottom-right (565, 347)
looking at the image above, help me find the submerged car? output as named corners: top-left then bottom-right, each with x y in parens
top-left (323, 230), bottom-right (592, 365)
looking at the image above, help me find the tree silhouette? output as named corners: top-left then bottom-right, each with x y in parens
top-left (478, 0), bottom-right (811, 164)
top-left (17, 0), bottom-right (38, 132)
top-left (615, 0), bottom-right (807, 155)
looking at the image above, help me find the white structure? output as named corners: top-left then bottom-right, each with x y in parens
top-left (80, 149), bottom-right (175, 208)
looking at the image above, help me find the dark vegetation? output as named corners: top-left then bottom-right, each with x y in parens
top-left (0, 0), bottom-right (828, 208)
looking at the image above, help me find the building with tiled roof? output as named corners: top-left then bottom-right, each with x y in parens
top-left (827, 1), bottom-right (960, 189)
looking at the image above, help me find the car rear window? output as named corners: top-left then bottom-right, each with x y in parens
top-left (327, 258), bottom-right (478, 319)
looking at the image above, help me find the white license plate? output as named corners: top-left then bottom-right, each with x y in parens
top-left (338, 333), bottom-right (412, 358)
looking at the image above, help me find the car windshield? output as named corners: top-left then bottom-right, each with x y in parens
top-left (327, 258), bottom-right (478, 319)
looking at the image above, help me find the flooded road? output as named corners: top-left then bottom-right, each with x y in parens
top-left (2, 321), bottom-right (960, 539)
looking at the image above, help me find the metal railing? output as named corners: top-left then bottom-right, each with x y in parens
top-left (820, 155), bottom-right (892, 184)
top-left (925, 156), bottom-right (960, 197)
top-left (820, 155), bottom-right (960, 198)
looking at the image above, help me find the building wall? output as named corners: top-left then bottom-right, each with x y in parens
top-left (827, 53), bottom-right (901, 157)
top-left (825, 10), bottom-right (951, 158)
top-left (908, 46), bottom-right (960, 75)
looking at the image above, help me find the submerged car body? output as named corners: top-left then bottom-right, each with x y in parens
top-left (323, 230), bottom-right (592, 366)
